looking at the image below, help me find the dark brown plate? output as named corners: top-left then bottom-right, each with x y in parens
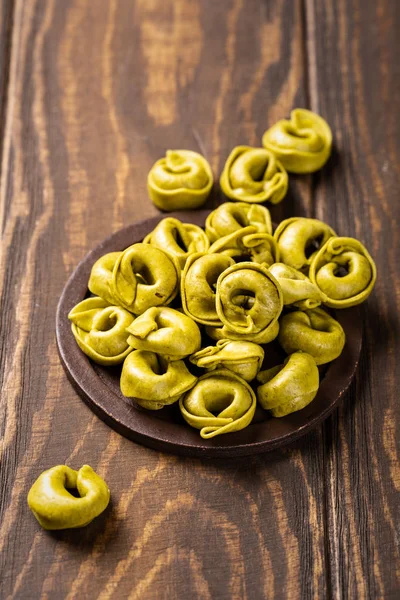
top-left (56, 210), bottom-right (362, 458)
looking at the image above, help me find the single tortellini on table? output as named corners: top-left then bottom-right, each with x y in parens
top-left (190, 339), bottom-right (264, 382)
top-left (205, 202), bottom-right (272, 243)
top-left (209, 226), bottom-right (279, 267)
top-left (68, 297), bottom-right (134, 365)
top-left (147, 149), bottom-right (213, 211)
top-left (126, 306), bottom-right (201, 361)
top-left (215, 262), bottom-right (283, 337)
top-left (206, 319), bottom-right (280, 345)
top-left (181, 252), bottom-right (235, 326)
top-left (278, 307), bottom-right (345, 365)
top-left (257, 352), bottom-right (319, 417)
top-left (121, 350), bottom-right (197, 410)
top-left (268, 262), bottom-right (322, 309)
top-left (143, 217), bottom-right (210, 270)
top-left (262, 108), bottom-right (332, 173)
top-left (274, 217), bottom-right (336, 272)
top-left (179, 369), bottom-right (257, 439)
top-left (27, 465), bottom-right (110, 530)
top-left (309, 237), bottom-right (377, 308)
top-left (220, 146), bottom-right (288, 204)
top-left (109, 243), bottom-right (179, 314)
top-left (88, 251), bottom-right (122, 305)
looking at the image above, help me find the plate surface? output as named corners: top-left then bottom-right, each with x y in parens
top-left (56, 210), bottom-right (362, 458)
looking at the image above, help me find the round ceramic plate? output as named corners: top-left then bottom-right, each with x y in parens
top-left (56, 210), bottom-right (362, 458)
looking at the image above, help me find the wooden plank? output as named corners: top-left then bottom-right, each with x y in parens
top-left (0, 0), bottom-right (14, 164)
top-left (305, 0), bottom-right (400, 597)
top-left (0, 0), bottom-right (333, 598)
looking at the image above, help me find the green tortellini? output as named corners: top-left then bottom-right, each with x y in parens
top-left (111, 243), bottom-right (179, 314)
top-left (257, 352), bottom-right (319, 417)
top-left (216, 262), bottom-right (283, 336)
top-left (220, 146), bottom-right (288, 204)
top-left (268, 262), bottom-right (322, 309)
top-left (147, 149), bottom-right (213, 211)
top-left (126, 306), bottom-right (201, 361)
top-left (181, 253), bottom-right (235, 325)
top-left (89, 244), bottom-right (179, 315)
top-left (190, 339), bottom-right (264, 382)
top-left (205, 202), bottom-right (272, 243)
top-left (274, 217), bottom-right (336, 272)
top-left (262, 109), bottom-right (332, 173)
top-left (179, 369), bottom-right (256, 438)
top-left (278, 307), bottom-right (345, 365)
top-left (144, 217), bottom-right (210, 270)
top-left (206, 319), bottom-right (280, 345)
top-left (209, 226), bottom-right (279, 267)
top-left (88, 252), bottom-right (121, 305)
top-left (68, 297), bottom-right (134, 365)
top-left (121, 350), bottom-right (197, 410)
top-left (309, 237), bottom-right (377, 308)
top-left (27, 465), bottom-right (110, 530)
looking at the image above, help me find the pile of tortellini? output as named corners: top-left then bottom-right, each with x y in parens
top-left (69, 200), bottom-right (376, 439)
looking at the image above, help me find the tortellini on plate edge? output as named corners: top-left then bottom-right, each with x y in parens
top-left (257, 352), bottom-right (319, 417)
top-left (68, 297), bottom-right (134, 365)
top-left (309, 237), bottom-right (377, 308)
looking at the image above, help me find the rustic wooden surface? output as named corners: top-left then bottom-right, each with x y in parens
top-left (0, 0), bottom-right (399, 598)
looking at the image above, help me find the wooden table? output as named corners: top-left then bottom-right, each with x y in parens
top-left (1, 1), bottom-right (399, 598)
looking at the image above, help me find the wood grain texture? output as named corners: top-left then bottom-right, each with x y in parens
top-left (0, 0), bottom-right (398, 599)
top-left (0, 0), bottom-right (14, 163)
top-left (305, 0), bottom-right (400, 597)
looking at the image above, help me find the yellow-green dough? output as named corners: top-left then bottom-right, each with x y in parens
top-left (220, 146), bottom-right (288, 204)
top-left (88, 252), bottom-right (121, 305)
top-left (216, 262), bottom-right (283, 336)
top-left (126, 306), bottom-right (201, 361)
top-left (206, 319), bottom-right (280, 345)
top-left (278, 307), bottom-right (345, 365)
top-left (147, 150), bottom-right (213, 211)
top-left (257, 352), bottom-right (319, 416)
top-left (309, 236), bottom-right (377, 308)
top-left (274, 217), bottom-right (336, 272)
top-left (27, 465), bottom-right (110, 530)
top-left (143, 217), bottom-right (210, 270)
top-left (269, 262), bottom-right (322, 309)
top-left (181, 252), bottom-right (235, 326)
top-left (190, 339), bottom-right (264, 382)
top-left (262, 108), bottom-right (332, 173)
top-left (209, 226), bottom-right (279, 267)
top-left (120, 350), bottom-right (197, 410)
top-left (110, 243), bottom-right (179, 314)
top-left (179, 369), bottom-right (256, 438)
top-left (68, 297), bottom-right (134, 365)
top-left (205, 202), bottom-right (272, 243)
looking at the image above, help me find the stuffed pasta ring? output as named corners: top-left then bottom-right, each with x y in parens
top-left (190, 339), bottom-right (264, 382)
top-left (309, 237), bottom-right (377, 308)
top-left (121, 350), bottom-right (197, 410)
top-left (179, 369), bottom-right (256, 438)
top-left (216, 262), bottom-right (283, 336)
top-left (205, 202), bottom-right (272, 243)
top-left (68, 297), bottom-right (134, 365)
